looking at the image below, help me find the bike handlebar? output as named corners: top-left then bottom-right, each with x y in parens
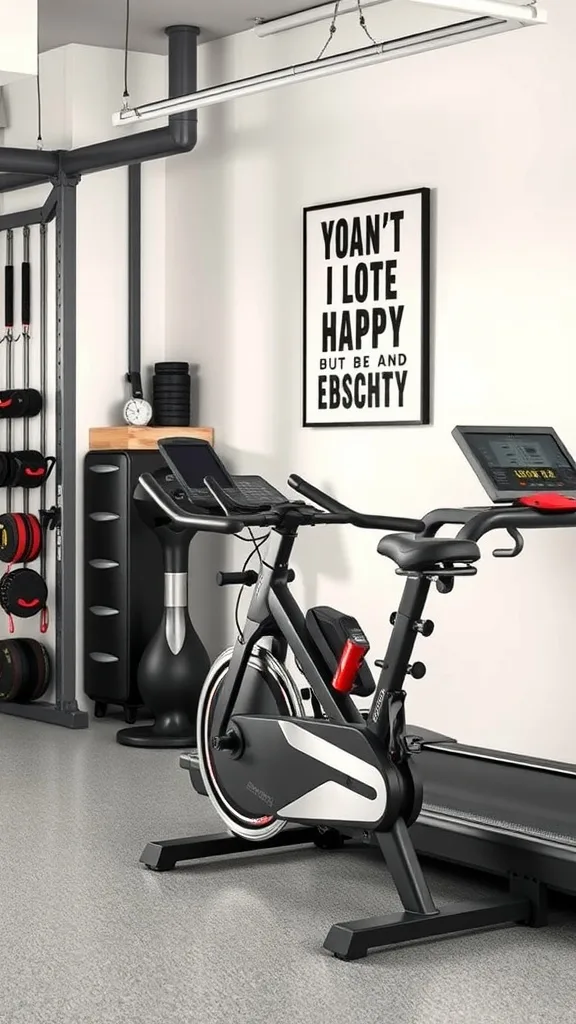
top-left (457, 505), bottom-right (576, 542)
top-left (139, 474), bottom-right (244, 534)
top-left (140, 471), bottom-right (427, 535)
top-left (288, 475), bottom-right (425, 533)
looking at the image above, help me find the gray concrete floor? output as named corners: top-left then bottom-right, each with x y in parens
top-left (1, 713), bottom-right (576, 1024)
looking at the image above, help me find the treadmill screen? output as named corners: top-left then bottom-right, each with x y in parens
top-left (453, 428), bottom-right (576, 502)
top-left (161, 441), bottom-right (234, 491)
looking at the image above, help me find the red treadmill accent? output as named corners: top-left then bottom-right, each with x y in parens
top-left (517, 494), bottom-right (576, 512)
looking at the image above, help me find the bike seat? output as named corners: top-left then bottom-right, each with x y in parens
top-left (377, 534), bottom-right (480, 572)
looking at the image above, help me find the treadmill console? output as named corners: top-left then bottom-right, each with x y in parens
top-left (157, 437), bottom-right (288, 513)
top-left (453, 426), bottom-right (576, 503)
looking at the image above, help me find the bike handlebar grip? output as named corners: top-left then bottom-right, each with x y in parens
top-left (288, 474), bottom-right (424, 533)
top-left (22, 262), bottom-right (31, 326)
top-left (216, 571), bottom-right (259, 587)
top-left (138, 474), bottom-right (243, 534)
top-left (288, 475), bottom-right (350, 515)
top-left (4, 265), bottom-right (14, 328)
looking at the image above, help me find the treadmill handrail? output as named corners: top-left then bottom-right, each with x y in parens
top-left (457, 506), bottom-right (576, 542)
top-left (422, 507), bottom-right (490, 536)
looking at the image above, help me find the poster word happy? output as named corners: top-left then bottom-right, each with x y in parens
top-left (303, 188), bottom-right (431, 427)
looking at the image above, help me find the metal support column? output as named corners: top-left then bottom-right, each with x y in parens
top-left (54, 175), bottom-right (88, 727)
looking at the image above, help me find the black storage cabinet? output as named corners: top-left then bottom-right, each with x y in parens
top-left (84, 450), bottom-right (164, 721)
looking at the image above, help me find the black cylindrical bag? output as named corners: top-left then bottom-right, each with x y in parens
top-left (0, 389), bottom-right (43, 419)
top-left (8, 451), bottom-right (56, 488)
top-left (0, 568), bottom-right (48, 620)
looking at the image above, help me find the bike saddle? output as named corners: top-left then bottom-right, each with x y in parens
top-left (377, 534), bottom-right (480, 572)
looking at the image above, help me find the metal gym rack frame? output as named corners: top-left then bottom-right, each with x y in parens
top-left (0, 25), bottom-right (200, 728)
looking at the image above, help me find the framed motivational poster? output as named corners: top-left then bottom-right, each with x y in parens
top-left (303, 187), bottom-right (431, 428)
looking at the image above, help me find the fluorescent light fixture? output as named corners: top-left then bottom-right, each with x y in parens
top-left (255, 0), bottom-right (395, 36)
top-left (113, 2), bottom-right (546, 129)
top-left (409, 0), bottom-right (545, 21)
top-left (255, 0), bottom-right (545, 35)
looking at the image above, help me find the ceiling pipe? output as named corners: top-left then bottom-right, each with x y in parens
top-left (0, 171), bottom-right (54, 194)
top-left (63, 25), bottom-right (199, 175)
top-left (0, 146), bottom-right (58, 175)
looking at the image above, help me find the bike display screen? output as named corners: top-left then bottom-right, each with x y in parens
top-left (159, 440), bottom-right (234, 492)
top-left (453, 427), bottom-right (576, 502)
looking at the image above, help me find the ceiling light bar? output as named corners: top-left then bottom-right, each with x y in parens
top-left (255, 0), bottom-right (394, 35)
top-left (254, 0), bottom-right (545, 35)
top-left (113, 7), bottom-right (546, 129)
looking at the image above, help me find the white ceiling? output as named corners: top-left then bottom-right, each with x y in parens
top-left (39, 0), bottom-right (345, 54)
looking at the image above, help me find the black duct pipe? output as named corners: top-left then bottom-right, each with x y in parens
top-left (0, 171), bottom-right (53, 195)
top-left (128, 162), bottom-right (142, 379)
top-left (63, 25), bottom-right (199, 176)
top-left (0, 146), bottom-right (58, 176)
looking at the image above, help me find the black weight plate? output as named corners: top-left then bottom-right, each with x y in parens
top-left (152, 374), bottom-right (190, 385)
top-left (151, 395), bottom-right (189, 403)
top-left (153, 402), bottom-right (191, 410)
top-left (153, 388), bottom-right (190, 395)
top-left (153, 399), bottom-right (190, 407)
top-left (24, 639), bottom-right (51, 702)
top-left (0, 639), bottom-right (24, 702)
top-left (152, 385), bottom-right (191, 394)
top-left (153, 412), bottom-right (191, 419)
top-left (154, 362), bottom-right (189, 373)
top-left (13, 639), bottom-right (35, 703)
top-left (153, 402), bottom-right (191, 411)
top-left (151, 393), bottom-right (189, 401)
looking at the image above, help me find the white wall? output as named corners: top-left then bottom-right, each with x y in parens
top-left (166, 0), bottom-right (576, 761)
top-left (1, 44), bottom-right (168, 705)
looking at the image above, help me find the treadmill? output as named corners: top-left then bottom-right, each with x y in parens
top-left (410, 425), bottom-right (576, 897)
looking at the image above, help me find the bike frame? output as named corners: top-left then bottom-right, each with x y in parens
top-left (213, 523), bottom-right (434, 759)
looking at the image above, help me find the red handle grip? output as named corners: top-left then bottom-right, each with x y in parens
top-left (332, 639), bottom-right (370, 694)
top-left (0, 399), bottom-right (13, 409)
top-left (17, 598), bottom-right (40, 608)
top-left (24, 468), bottom-right (45, 478)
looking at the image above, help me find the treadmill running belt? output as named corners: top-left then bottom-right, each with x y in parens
top-left (416, 748), bottom-right (576, 843)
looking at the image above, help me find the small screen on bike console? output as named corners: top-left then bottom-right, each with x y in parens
top-left (159, 439), bottom-right (234, 492)
top-left (453, 426), bottom-right (576, 502)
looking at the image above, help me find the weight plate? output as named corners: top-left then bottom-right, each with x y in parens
top-left (154, 362), bottom-right (189, 373)
top-left (153, 395), bottom-right (191, 403)
top-left (0, 639), bottom-right (24, 702)
top-left (153, 401), bottom-right (191, 410)
top-left (153, 404), bottom-right (190, 410)
top-left (25, 639), bottom-right (51, 702)
top-left (14, 639), bottom-right (36, 703)
top-left (152, 374), bottom-right (190, 385)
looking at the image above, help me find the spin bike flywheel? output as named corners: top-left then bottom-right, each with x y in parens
top-left (197, 646), bottom-right (306, 842)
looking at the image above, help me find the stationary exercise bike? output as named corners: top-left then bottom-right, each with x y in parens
top-left (140, 445), bottom-right (546, 961)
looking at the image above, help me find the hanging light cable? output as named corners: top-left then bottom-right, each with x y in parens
top-left (36, 18), bottom-right (43, 150)
top-left (122, 0), bottom-right (131, 111)
top-left (316, 2), bottom-right (342, 60)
